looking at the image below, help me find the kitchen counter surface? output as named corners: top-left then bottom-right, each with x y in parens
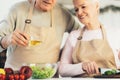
top-left (28, 78), bottom-right (120, 80)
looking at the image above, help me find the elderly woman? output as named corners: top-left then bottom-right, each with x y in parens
top-left (59, 0), bottom-right (120, 77)
top-left (0, 0), bottom-right (79, 69)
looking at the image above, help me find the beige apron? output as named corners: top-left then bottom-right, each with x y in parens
top-left (72, 25), bottom-right (116, 77)
top-left (7, 1), bottom-right (60, 69)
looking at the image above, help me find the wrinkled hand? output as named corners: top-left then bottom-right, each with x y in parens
top-left (2, 29), bottom-right (30, 48)
top-left (82, 61), bottom-right (99, 74)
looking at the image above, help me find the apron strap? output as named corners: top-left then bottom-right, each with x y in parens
top-left (51, 10), bottom-right (54, 28)
top-left (14, 0), bottom-right (36, 50)
top-left (77, 27), bottom-right (85, 40)
top-left (24, 0), bottom-right (54, 31)
top-left (100, 24), bottom-right (107, 40)
top-left (24, 0), bottom-right (35, 32)
top-left (27, 0), bottom-right (35, 22)
top-left (77, 24), bottom-right (107, 40)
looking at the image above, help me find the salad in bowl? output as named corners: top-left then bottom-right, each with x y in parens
top-left (29, 63), bottom-right (58, 79)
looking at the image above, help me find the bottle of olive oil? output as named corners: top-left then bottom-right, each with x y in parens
top-left (29, 40), bottom-right (42, 46)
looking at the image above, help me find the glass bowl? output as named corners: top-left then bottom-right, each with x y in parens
top-left (29, 63), bottom-right (57, 79)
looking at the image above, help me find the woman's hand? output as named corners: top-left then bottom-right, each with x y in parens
top-left (82, 61), bottom-right (99, 74)
top-left (1, 29), bottom-right (30, 48)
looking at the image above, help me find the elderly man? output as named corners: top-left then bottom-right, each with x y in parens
top-left (0, 0), bottom-right (80, 69)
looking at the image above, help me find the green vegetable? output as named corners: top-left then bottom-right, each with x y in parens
top-left (104, 69), bottom-right (117, 75)
top-left (31, 66), bottom-right (55, 79)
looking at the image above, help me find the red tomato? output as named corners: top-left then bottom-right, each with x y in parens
top-left (19, 74), bottom-right (25, 80)
top-left (2, 74), bottom-right (6, 80)
top-left (0, 74), bottom-right (6, 80)
top-left (0, 74), bottom-right (3, 78)
top-left (14, 74), bottom-right (19, 80)
top-left (9, 74), bottom-right (14, 80)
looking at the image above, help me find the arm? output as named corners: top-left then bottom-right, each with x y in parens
top-left (61, 6), bottom-right (80, 33)
top-left (59, 30), bottom-right (99, 77)
top-left (66, 15), bottom-right (80, 33)
top-left (59, 32), bottom-right (85, 77)
top-left (0, 4), bottom-right (29, 52)
top-left (1, 29), bottom-right (30, 49)
top-left (118, 50), bottom-right (120, 60)
top-left (0, 5), bottom-right (17, 52)
top-left (117, 52), bottom-right (120, 69)
top-left (117, 49), bottom-right (120, 69)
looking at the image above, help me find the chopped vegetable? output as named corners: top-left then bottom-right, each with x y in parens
top-left (103, 69), bottom-right (117, 75)
top-left (31, 66), bottom-right (56, 79)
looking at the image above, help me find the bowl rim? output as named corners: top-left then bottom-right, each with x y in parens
top-left (30, 63), bottom-right (58, 79)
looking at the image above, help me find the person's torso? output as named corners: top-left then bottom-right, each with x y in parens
top-left (5, 1), bottom-right (70, 69)
top-left (72, 26), bottom-right (117, 77)
top-left (70, 27), bottom-right (120, 68)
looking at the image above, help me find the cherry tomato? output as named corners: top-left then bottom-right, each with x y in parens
top-left (9, 74), bottom-right (14, 80)
top-left (2, 74), bottom-right (6, 80)
top-left (19, 74), bottom-right (25, 80)
top-left (0, 74), bottom-right (6, 80)
top-left (0, 74), bottom-right (3, 78)
top-left (14, 74), bottom-right (19, 80)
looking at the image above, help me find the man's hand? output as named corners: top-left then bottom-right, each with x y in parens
top-left (1, 29), bottom-right (30, 48)
top-left (82, 61), bottom-right (99, 74)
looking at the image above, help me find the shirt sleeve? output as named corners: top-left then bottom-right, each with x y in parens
top-left (0, 37), bottom-right (5, 52)
top-left (59, 31), bottom-right (85, 77)
top-left (62, 7), bottom-right (80, 33)
top-left (0, 6), bottom-right (17, 52)
top-left (66, 15), bottom-right (80, 33)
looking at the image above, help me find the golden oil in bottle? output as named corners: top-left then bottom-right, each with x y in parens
top-left (29, 40), bottom-right (42, 46)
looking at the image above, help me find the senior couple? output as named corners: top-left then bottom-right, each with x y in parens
top-left (0, 0), bottom-right (120, 77)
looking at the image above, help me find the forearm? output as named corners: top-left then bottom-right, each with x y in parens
top-left (118, 50), bottom-right (120, 60)
top-left (0, 37), bottom-right (6, 52)
top-left (59, 63), bottom-right (85, 77)
top-left (1, 35), bottom-right (11, 49)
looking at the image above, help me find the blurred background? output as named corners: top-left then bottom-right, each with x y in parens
top-left (0, 0), bottom-right (120, 28)
top-left (58, 0), bottom-right (120, 29)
